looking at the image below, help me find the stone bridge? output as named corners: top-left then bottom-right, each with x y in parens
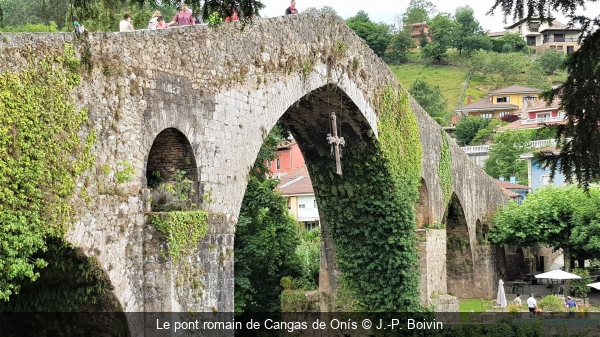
top-left (1, 13), bottom-right (515, 332)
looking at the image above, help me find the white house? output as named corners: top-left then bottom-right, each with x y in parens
top-left (276, 166), bottom-right (320, 231)
top-left (504, 18), bottom-right (581, 53)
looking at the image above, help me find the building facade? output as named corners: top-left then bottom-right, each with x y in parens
top-left (520, 147), bottom-right (566, 193)
top-left (455, 85), bottom-right (541, 119)
top-left (265, 140), bottom-right (305, 175)
top-left (276, 166), bottom-right (320, 230)
top-left (504, 18), bottom-right (580, 54)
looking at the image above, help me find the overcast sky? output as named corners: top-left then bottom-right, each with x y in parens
top-left (259, 0), bottom-right (599, 32)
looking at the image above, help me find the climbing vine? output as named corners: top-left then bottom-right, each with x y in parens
top-left (438, 130), bottom-right (453, 206)
top-left (306, 85), bottom-right (423, 311)
top-left (150, 211), bottom-right (209, 262)
top-left (0, 43), bottom-right (96, 301)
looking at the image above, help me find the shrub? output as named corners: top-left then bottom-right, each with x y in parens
top-left (538, 295), bottom-right (565, 312)
top-left (500, 114), bottom-right (520, 123)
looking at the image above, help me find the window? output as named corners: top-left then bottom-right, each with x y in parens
top-left (480, 113), bottom-right (493, 119)
top-left (276, 158), bottom-right (280, 170)
top-left (557, 45), bottom-right (563, 51)
top-left (550, 46), bottom-right (556, 50)
top-left (499, 112), bottom-right (510, 117)
top-left (523, 95), bottom-right (536, 101)
top-left (299, 204), bottom-right (305, 209)
top-left (267, 160), bottom-right (271, 167)
top-left (536, 113), bottom-right (550, 120)
top-left (541, 174), bottom-right (551, 186)
top-left (554, 34), bottom-right (564, 42)
top-left (527, 36), bottom-right (536, 46)
top-left (496, 96), bottom-right (510, 103)
top-left (567, 46), bottom-right (574, 54)
top-left (529, 23), bottom-right (539, 32)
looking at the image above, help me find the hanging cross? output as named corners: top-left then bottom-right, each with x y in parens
top-left (326, 112), bottom-right (345, 175)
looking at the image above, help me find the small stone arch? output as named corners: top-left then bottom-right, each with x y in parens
top-left (444, 193), bottom-right (474, 298)
top-left (145, 128), bottom-right (200, 210)
top-left (415, 178), bottom-right (431, 228)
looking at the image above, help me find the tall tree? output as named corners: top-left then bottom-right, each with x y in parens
top-left (409, 77), bottom-right (448, 124)
top-left (346, 11), bottom-right (391, 57)
top-left (452, 6), bottom-right (484, 56)
top-left (489, 0), bottom-right (600, 189)
top-left (385, 29), bottom-right (415, 63)
top-left (454, 116), bottom-right (491, 146)
top-left (489, 186), bottom-right (600, 295)
top-left (303, 6), bottom-right (337, 15)
top-left (401, 0), bottom-right (437, 26)
top-left (483, 130), bottom-right (534, 184)
top-left (538, 49), bottom-right (565, 75)
top-left (428, 13), bottom-right (455, 48)
top-left (421, 41), bottom-right (447, 64)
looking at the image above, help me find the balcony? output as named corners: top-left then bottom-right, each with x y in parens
top-left (521, 115), bottom-right (566, 124)
top-left (460, 145), bottom-right (490, 154)
top-left (542, 37), bottom-right (578, 43)
top-left (460, 139), bottom-right (560, 154)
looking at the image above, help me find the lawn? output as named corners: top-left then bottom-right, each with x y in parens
top-left (458, 298), bottom-right (493, 323)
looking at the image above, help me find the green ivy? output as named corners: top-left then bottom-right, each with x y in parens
top-left (438, 131), bottom-right (453, 206)
top-left (306, 86), bottom-right (423, 311)
top-left (0, 43), bottom-right (96, 301)
top-left (150, 211), bottom-right (209, 262)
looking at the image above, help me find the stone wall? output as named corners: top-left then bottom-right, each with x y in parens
top-left (417, 229), bottom-right (447, 305)
top-left (0, 12), bottom-right (511, 317)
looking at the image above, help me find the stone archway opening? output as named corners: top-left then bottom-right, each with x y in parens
top-left (416, 178), bottom-right (431, 228)
top-left (146, 127), bottom-right (200, 211)
top-left (236, 83), bottom-right (422, 313)
top-left (444, 193), bottom-right (474, 298)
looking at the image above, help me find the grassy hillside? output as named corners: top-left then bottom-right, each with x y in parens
top-left (390, 51), bottom-right (566, 113)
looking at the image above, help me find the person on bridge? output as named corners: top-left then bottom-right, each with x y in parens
top-left (156, 17), bottom-right (168, 29)
top-left (167, 3), bottom-right (196, 27)
top-left (148, 11), bottom-right (161, 30)
top-left (119, 12), bottom-right (134, 32)
top-left (285, 1), bottom-right (298, 15)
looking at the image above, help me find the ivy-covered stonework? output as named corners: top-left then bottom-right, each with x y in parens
top-left (150, 211), bottom-right (209, 262)
top-left (438, 131), bottom-right (453, 206)
top-left (306, 86), bottom-right (423, 311)
top-left (0, 43), bottom-right (96, 301)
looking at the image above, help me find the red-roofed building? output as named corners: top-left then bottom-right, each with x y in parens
top-left (265, 140), bottom-right (305, 174)
top-left (455, 85), bottom-right (541, 120)
top-left (498, 97), bottom-right (565, 132)
top-left (276, 166), bottom-right (320, 230)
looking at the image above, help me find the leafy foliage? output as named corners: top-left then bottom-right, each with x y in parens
top-left (303, 6), bottom-right (337, 15)
top-left (471, 119), bottom-right (507, 145)
top-left (489, 186), bottom-right (600, 295)
top-left (409, 77), bottom-right (448, 124)
top-left (483, 130), bottom-right (534, 184)
top-left (401, 0), bottom-right (437, 26)
top-left (538, 29), bottom-right (600, 190)
top-left (345, 11), bottom-right (391, 57)
top-left (438, 132), bottom-right (453, 205)
top-left (0, 44), bottom-right (96, 301)
top-left (571, 268), bottom-right (593, 299)
top-left (452, 6), bottom-right (485, 56)
top-left (491, 32), bottom-right (527, 53)
top-left (385, 29), bottom-right (415, 64)
top-left (500, 114), bottom-right (519, 123)
top-left (422, 41), bottom-right (448, 63)
top-left (538, 294), bottom-right (565, 312)
top-left (150, 211), bottom-right (208, 262)
top-left (454, 116), bottom-right (491, 146)
top-left (428, 13), bottom-right (455, 49)
top-left (538, 50), bottom-right (565, 75)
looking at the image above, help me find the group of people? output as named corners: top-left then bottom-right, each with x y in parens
top-left (513, 292), bottom-right (579, 317)
top-left (118, 1), bottom-right (299, 32)
top-left (119, 3), bottom-right (199, 32)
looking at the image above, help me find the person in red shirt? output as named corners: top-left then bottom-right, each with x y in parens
top-left (225, 8), bottom-right (239, 22)
top-left (156, 16), bottom-right (169, 29)
top-left (167, 3), bottom-right (195, 27)
top-left (285, 0), bottom-right (298, 15)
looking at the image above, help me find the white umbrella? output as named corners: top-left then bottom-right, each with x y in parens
top-left (535, 270), bottom-right (582, 280)
top-left (587, 282), bottom-right (600, 290)
top-left (497, 279), bottom-right (508, 308)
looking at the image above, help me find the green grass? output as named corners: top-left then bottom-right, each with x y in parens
top-left (389, 50), bottom-right (566, 113)
top-left (458, 298), bottom-right (493, 322)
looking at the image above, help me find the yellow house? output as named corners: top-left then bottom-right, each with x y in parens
top-left (455, 85), bottom-right (541, 119)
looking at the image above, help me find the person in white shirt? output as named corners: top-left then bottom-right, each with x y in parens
top-left (148, 11), bottom-right (161, 30)
top-left (119, 12), bottom-right (134, 32)
top-left (527, 293), bottom-right (538, 317)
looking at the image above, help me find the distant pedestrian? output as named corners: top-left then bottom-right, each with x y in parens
top-left (513, 292), bottom-right (522, 309)
top-left (156, 16), bottom-right (168, 29)
top-left (565, 296), bottom-right (578, 317)
top-left (527, 293), bottom-right (538, 317)
top-left (285, 0), bottom-right (298, 15)
top-left (148, 11), bottom-right (161, 30)
top-left (167, 3), bottom-right (195, 27)
top-left (120, 12), bottom-right (134, 32)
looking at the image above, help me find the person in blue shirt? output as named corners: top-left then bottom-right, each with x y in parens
top-left (565, 296), bottom-right (578, 317)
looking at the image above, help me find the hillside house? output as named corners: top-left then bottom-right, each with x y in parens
top-left (409, 22), bottom-right (431, 50)
top-left (498, 97), bottom-right (566, 132)
top-left (504, 18), bottom-right (581, 54)
top-left (265, 139), bottom-right (305, 175)
top-left (276, 166), bottom-right (320, 231)
top-left (520, 147), bottom-right (566, 193)
top-left (455, 85), bottom-right (541, 120)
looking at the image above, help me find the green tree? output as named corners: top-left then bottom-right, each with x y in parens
top-left (234, 126), bottom-right (303, 313)
top-left (428, 13), bottom-right (455, 48)
top-left (492, 32), bottom-right (527, 53)
top-left (538, 50), bottom-right (565, 75)
top-left (454, 116), bottom-right (491, 145)
top-left (483, 130), bottom-right (534, 184)
top-left (421, 41), bottom-right (447, 64)
top-left (463, 34), bottom-right (493, 54)
top-left (346, 11), bottom-right (391, 57)
top-left (488, 0), bottom-right (600, 189)
top-left (471, 118), bottom-right (508, 145)
top-left (408, 77), bottom-right (448, 124)
top-left (401, 0), bottom-right (437, 26)
top-left (385, 29), bottom-right (415, 63)
top-left (303, 6), bottom-right (337, 15)
top-left (452, 6), bottom-right (484, 56)
top-left (469, 50), bottom-right (494, 78)
top-left (491, 52), bottom-right (526, 81)
top-left (489, 186), bottom-right (600, 296)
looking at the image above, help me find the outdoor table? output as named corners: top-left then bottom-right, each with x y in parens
top-left (511, 281), bottom-right (525, 294)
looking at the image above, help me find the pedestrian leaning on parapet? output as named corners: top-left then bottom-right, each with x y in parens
top-left (119, 12), bottom-right (134, 32)
top-left (156, 16), bottom-right (169, 29)
top-left (285, 0), bottom-right (298, 15)
top-left (148, 11), bottom-right (161, 30)
top-left (167, 3), bottom-right (196, 27)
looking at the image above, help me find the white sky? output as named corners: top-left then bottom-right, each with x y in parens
top-left (259, 0), bottom-right (600, 32)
